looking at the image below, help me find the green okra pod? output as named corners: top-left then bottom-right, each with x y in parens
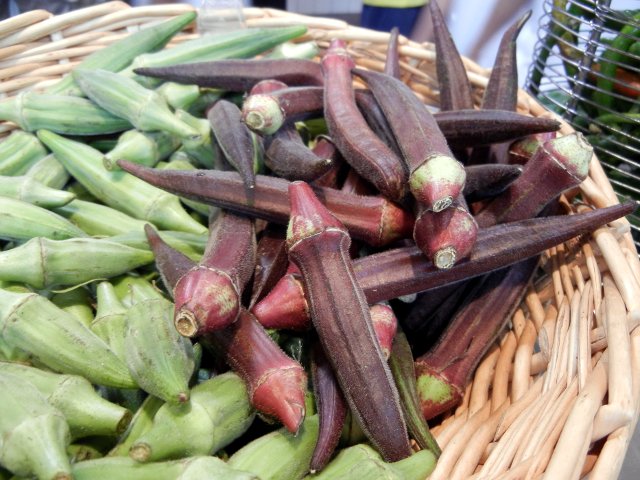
top-left (108, 229), bottom-right (206, 262)
top-left (91, 281), bottom-right (128, 361)
top-left (24, 153), bottom-right (70, 190)
top-left (0, 196), bottom-right (87, 242)
top-left (103, 129), bottom-right (180, 171)
top-left (124, 296), bottom-right (195, 404)
top-left (50, 287), bottom-right (94, 327)
top-left (0, 362), bottom-right (132, 440)
top-left (0, 288), bottom-right (136, 388)
top-left (0, 371), bottom-right (71, 480)
top-left (73, 455), bottom-right (259, 480)
top-left (108, 394), bottom-right (165, 457)
top-left (228, 414), bottom-right (320, 480)
top-left (45, 12), bottom-right (197, 96)
top-left (306, 443), bottom-right (437, 480)
top-left (156, 82), bottom-right (201, 111)
top-left (0, 237), bottom-right (153, 289)
top-left (129, 372), bottom-right (255, 462)
top-left (38, 130), bottom-right (207, 235)
top-left (0, 130), bottom-right (48, 176)
top-left (173, 109), bottom-right (219, 169)
top-left (0, 175), bottom-right (74, 208)
top-left (53, 199), bottom-right (149, 237)
top-left (72, 69), bottom-right (201, 141)
top-left (0, 93), bottom-right (131, 136)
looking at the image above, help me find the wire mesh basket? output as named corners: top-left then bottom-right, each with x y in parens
top-left (526, 0), bottom-right (640, 250)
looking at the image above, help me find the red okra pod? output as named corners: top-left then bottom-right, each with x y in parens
top-left (252, 201), bottom-right (634, 324)
top-left (310, 340), bottom-right (348, 473)
top-left (134, 58), bottom-right (324, 91)
top-left (117, 161), bottom-right (414, 247)
top-left (415, 257), bottom-right (539, 420)
top-left (384, 27), bottom-right (401, 80)
top-left (143, 225), bottom-right (307, 433)
top-left (474, 132), bottom-right (593, 228)
top-left (207, 99), bottom-right (259, 192)
top-left (429, 0), bottom-right (475, 112)
top-left (173, 211), bottom-right (256, 337)
top-left (322, 39), bottom-right (408, 203)
top-left (286, 181), bottom-right (411, 461)
top-left (353, 67), bottom-right (465, 212)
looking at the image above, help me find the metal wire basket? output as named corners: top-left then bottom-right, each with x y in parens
top-left (526, 0), bottom-right (640, 249)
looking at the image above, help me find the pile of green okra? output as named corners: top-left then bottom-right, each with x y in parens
top-left (0, 3), bottom-right (635, 480)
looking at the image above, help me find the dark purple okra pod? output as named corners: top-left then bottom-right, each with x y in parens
top-left (207, 99), bottom-right (259, 192)
top-left (384, 27), bottom-right (401, 79)
top-left (415, 256), bottom-right (539, 420)
top-left (173, 211), bottom-right (256, 337)
top-left (116, 161), bottom-right (415, 247)
top-left (134, 58), bottom-right (324, 91)
top-left (264, 126), bottom-right (334, 182)
top-left (429, 0), bottom-right (475, 112)
top-left (286, 181), bottom-right (411, 462)
top-left (353, 68), bottom-right (465, 212)
top-left (463, 163), bottom-right (522, 203)
top-left (474, 132), bottom-right (592, 228)
top-left (252, 201), bottom-right (634, 325)
top-left (310, 340), bottom-right (348, 472)
top-left (249, 224), bottom-right (289, 309)
top-left (353, 89), bottom-right (402, 156)
top-left (322, 39), bottom-right (408, 203)
top-left (143, 225), bottom-right (307, 434)
top-left (469, 10), bottom-right (532, 165)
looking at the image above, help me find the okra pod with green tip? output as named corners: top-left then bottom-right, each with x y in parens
top-left (103, 129), bottom-right (180, 171)
top-left (0, 197), bottom-right (87, 242)
top-left (91, 281), bottom-right (128, 361)
top-left (0, 92), bottom-right (131, 136)
top-left (0, 130), bottom-right (48, 175)
top-left (228, 414), bottom-right (320, 480)
top-left (45, 12), bottom-right (197, 96)
top-left (73, 455), bottom-right (259, 480)
top-left (124, 295), bottom-right (195, 404)
top-left (0, 175), bottom-right (74, 208)
top-left (0, 362), bottom-right (132, 440)
top-left (38, 130), bottom-right (207, 234)
top-left (0, 371), bottom-right (71, 480)
top-left (129, 372), bottom-right (255, 462)
top-left (24, 153), bottom-right (70, 190)
top-left (0, 288), bottom-right (136, 388)
top-left (0, 237), bottom-right (153, 289)
top-left (73, 69), bottom-right (201, 141)
top-left (306, 443), bottom-right (437, 480)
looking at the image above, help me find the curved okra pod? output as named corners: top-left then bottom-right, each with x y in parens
top-left (0, 288), bottom-right (136, 388)
top-left (384, 27), bottom-right (401, 79)
top-left (124, 295), bottom-right (195, 404)
top-left (285, 181), bottom-right (411, 461)
top-left (322, 39), bottom-right (408, 203)
top-left (0, 371), bottom-right (71, 480)
top-left (129, 372), bottom-right (255, 462)
top-left (0, 362), bottom-right (132, 440)
top-left (24, 153), bottom-right (69, 190)
top-left (38, 130), bottom-right (207, 235)
top-left (0, 175), bottom-right (75, 208)
top-left (353, 67), bottom-right (465, 212)
top-left (173, 211), bottom-right (256, 337)
top-left (116, 161), bottom-right (414, 247)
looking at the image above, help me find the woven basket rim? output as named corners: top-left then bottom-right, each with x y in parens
top-left (1, 3), bottom-right (639, 479)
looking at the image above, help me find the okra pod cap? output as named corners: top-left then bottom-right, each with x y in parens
top-left (409, 154), bottom-right (467, 212)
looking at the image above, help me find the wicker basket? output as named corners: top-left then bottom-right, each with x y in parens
top-left (1, 2), bottom-right (639, 479)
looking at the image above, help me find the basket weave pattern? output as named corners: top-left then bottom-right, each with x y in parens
top-left (1, 3), bottom-right (639, 479)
